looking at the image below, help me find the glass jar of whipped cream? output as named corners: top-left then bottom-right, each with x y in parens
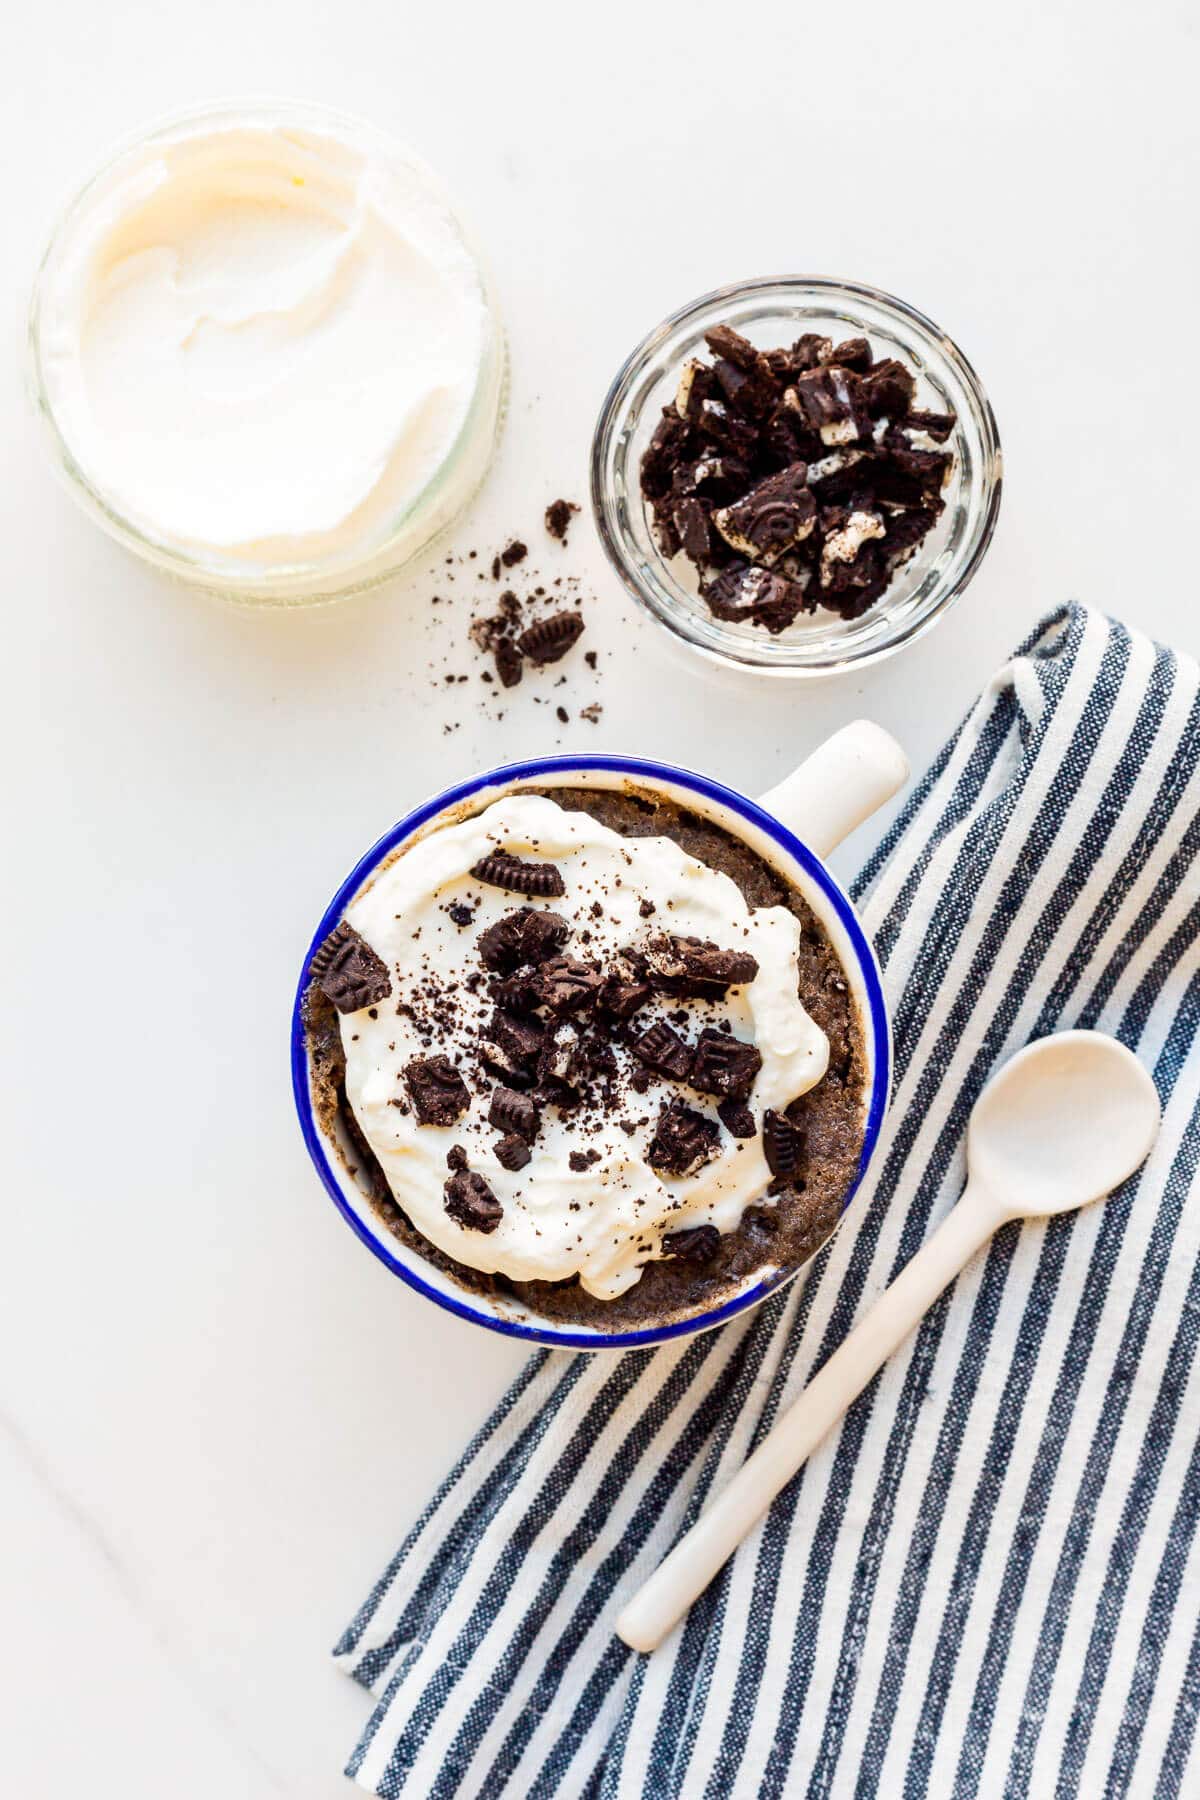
top-left (28, 102), bottom-right (506, 606)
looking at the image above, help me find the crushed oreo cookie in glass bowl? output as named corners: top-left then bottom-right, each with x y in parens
top-left (591, 277), bottom-right (1002, 677)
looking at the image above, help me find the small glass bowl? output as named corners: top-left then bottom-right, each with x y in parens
top-left (27, 101), bottom-right (507, 608)
top-left (591, 275), bottom-right (1002, 677)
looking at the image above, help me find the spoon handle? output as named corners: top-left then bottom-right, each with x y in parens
top-left (615, 1187), bottom-right (1002, 1654)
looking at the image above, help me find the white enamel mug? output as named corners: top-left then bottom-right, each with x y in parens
top-left (291, 722), bottom-right (907, 1350)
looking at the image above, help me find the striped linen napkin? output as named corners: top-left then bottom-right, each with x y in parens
top-left (334, 602), bottom-right (1200, 1799)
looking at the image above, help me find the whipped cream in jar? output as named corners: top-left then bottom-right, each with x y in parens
top-left (28, 102), bottom-right (506, 604)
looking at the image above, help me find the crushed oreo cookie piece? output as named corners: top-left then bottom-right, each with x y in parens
top-left (644, 933), bottom-right (759, 997)
top-left (661, 1223), bottom-right (721, 1263)
top-left (861, 358), bottom-right (916, 418)
top-left (672, 495), bottom-right (715, 564)
top-left (448, 902), bottom-right (475, 927)
top-left (675, 357), bottom-right (715, 423)
top-left (597, 962), bottom-right (653, 1022)
top-left (488, 1086), bottom-right (540, 1143)
top-left (532, 955), bottom-right (604, 1014)
top-left (690, 1028), bottom-right (763, 1100)
top-left (646, 1100), bottom-right (720, 1177)
top-left (500, 539), bottom-right (527, 567)
top-left (446, 1143), bottom-right (469, 1170)
top-left (517, 610), bottom-right (585, 665)
top-left (763, 1108), bottom-right (804, 1178)
top-left (566, 1030), bottom-right (616, 1089)
top-left (793, 332), bottom-right (834, 369)
top-left (718, 1098), bottom-right (757, 1139)
top-left (469, 612), bottom-right (504, 652)
top-left (642, 412), bottom-right (692, 498)
top-left (482, 1008), bottom-right (545, 1080)
top-left (714, 463), bottom-right (816, 565)
top-left (545, 498), bottom-right (579, 541)
top-left (830, 336), bottom-right (873, 373)
top-left (713, 352), bottom-right (778, 419)
top-left (472, 852), bottom-right (566, 897)
top-left (537, 1019), bottom-right (581, 1093)
top-left (703, 560), bottom-right (808, 631)
top-left (477, 907), bottom-right (570, 972)
top-left (444, 1168), bottom-right (503, 1232)
top-left (310, 922), bottom-right (392, 1013)
top-left (788, 366), bottom-right (868, 444)
top-left (820, 509), bottom-right (886, 589)
top-left (404, 1055), bottom-right (471, 1126)
top-left (633, 1019), bottom-right (694, 1083)
top-left (904, 408), bottom-right (957, 443)
top-left (489, 965), bottom-right (543, 1013)
top-left (494, 638), bottom-right (524, 689)
top-left (874, 445), bottom-right (953, 506)
top-left (494, 1132), bottom-right (532, 1171)
top-left (640, 321), bottom-right (955, 628)
top-left (704, 323), bottom-right (759, 370)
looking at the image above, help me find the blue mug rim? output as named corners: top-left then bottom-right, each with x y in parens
top-left (290, 753), bottom-right (891, 1351)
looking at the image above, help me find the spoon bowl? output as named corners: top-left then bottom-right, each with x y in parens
top-left (968, 1031), bottom-right (1160, 1221)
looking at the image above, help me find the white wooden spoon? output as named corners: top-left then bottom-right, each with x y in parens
top-left (615, 1031), bottom-right (1160, 1654)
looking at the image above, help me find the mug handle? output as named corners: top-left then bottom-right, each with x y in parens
top-left (757, 720), bottom-right (909, 858)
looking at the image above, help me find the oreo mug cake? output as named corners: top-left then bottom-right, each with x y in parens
top-left (296, 739), bottom-right (901, 1345)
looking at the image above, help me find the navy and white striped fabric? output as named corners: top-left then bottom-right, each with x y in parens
top-left (335, 603), bottom-right (1200, 1798)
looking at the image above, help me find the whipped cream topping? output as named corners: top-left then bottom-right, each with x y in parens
top-left (340, 793), bottom-right (830, 1300)
top-left (37, 112), bottom-right (490, 571)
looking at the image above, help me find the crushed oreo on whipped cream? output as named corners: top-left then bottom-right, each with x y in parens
top-left (307, 791), bottom-right (840, 1304)
top-left (641, 322), bottom-right (955, 630)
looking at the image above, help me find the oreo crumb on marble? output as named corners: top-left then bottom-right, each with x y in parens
top-left (517, 610), bottom-right (586, 666)
top-left (545, 498), bottom-right (579, 541)
top-left (494, 638), bottom-right (524, 689)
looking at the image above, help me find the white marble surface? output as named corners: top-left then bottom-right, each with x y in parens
top-left (4, 4), bottom-right (1199, 1793)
